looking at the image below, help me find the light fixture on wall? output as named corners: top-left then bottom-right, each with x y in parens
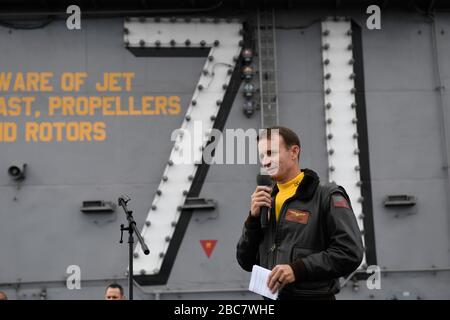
top-left (8, 164), bottom-right (27, 181)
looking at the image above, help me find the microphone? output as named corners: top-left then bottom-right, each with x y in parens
top-left (256, 174), bottom-right (273, 228)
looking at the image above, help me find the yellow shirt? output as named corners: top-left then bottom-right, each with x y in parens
top-left (275, 171), bottom-right (304, 221)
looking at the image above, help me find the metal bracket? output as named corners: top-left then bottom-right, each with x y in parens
top-left (384, 195), bottom-right (417, 207)
top-left (81, 200), bottom-right (116, 213)
top-left (182, 197), bottom-right (217, 211)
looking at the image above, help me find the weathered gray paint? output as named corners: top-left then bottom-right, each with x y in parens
top-left (1, 8), bottom-right (450, 299)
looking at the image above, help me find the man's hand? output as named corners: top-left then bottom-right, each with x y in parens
top-left (267, 264), bottom-right (296, 294)
top-left (250, 186), bottom-right (272, 217)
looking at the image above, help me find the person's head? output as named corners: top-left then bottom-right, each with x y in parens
top-left (104, 283), bottom-right (125, 300)
top-left (0, 291), bottom-right (7, 300)
top-left (257, 126), bottom-right (301, 182)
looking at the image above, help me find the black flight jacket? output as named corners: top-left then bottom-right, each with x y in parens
top-left (236, 168), bottom-right (364, 299)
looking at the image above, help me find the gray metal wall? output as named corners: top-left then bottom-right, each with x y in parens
top-left (1, 9), bottom-right (449, 300)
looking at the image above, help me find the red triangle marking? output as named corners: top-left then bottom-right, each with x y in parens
top-left (200, 240), bottom-right (217, 258)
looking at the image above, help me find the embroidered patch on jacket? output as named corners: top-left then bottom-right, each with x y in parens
top-left (332, 195), bottom-right (351, 209)
top-left (285, 209), bottom-right (310, 224)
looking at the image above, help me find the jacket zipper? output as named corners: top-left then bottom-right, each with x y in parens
top-left (271, 195), bottom-right (296, 267)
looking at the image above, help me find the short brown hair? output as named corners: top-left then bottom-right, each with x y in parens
top-left (258, 126), bottom-right (301, 159)
top-left (106, 283), bottom-right (124, 295)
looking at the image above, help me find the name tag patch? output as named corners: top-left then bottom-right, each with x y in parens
top-left (285, 209), bottom-right (310, 225)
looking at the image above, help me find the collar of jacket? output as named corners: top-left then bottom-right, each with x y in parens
top-left (271, 168), bottom-right (320, 201)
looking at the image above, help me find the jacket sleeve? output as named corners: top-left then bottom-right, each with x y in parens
top-left (236, 213), bottom-right (263, 272)
top-left (289, 187), bottom-right (364, 282)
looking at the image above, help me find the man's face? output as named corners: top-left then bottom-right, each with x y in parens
top-left (258, 133), bottom-right (298, 181)
top-left (105, 288), bottom-right (124, 300)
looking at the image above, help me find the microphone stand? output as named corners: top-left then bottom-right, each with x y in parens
top-left (118, 197), bottom-right (150, 300)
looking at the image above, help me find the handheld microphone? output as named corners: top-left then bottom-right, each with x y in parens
top-left (256, 174), bottom-right (273, 228)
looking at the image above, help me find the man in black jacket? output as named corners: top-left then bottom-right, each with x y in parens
top-left (236, 126), bottom-right (364, 300)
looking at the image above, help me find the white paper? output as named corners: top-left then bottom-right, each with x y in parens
top-left (248, 265), bottom-right (279, 300)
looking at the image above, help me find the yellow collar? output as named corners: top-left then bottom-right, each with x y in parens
top-left (277, 171), bottom-right (304, 191)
